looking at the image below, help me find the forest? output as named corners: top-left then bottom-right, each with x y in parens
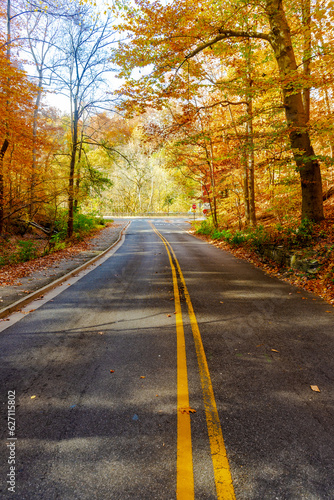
top-left (1, 0), bottom-right (334, 271)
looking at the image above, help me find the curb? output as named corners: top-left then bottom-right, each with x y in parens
top-left (0, 222), bottom-right (130, 320)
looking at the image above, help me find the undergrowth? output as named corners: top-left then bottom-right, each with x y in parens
top-left (0, 212), bottom-right (109, 267)
top-left (195, 217), bottom-right (315, 252)
top-left (194, 213), bottom-right (334, 305)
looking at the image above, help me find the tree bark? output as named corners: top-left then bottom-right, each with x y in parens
top-left (266, 0), bottom-right (324, 221)
top-left (67, 108), bottom-right (78, 238)
top-left (246, 95), bottom-right (256, 226)
top-left (30, 68), bottom-right (43, 218)
top-left (301, 0), bottom-right (311, 123)
top-left (242, 148), bottom-right (250, 224)
top-left (245, 38), bottom-right (256, 227)
top-left (0, 139), bottom-right (9, 234)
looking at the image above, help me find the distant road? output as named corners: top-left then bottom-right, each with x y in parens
top-left (1, 218), bottom-right (333, 499)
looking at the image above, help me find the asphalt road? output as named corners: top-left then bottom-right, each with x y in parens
top-left (0, 218), bottom-right (333, 499)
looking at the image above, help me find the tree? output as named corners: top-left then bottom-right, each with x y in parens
top-left (51, 3), bottom-right (117, 237)
top-left (113, 0), bottom-right (325, 221)
top-left (0, 15), bottom-right (39, 233)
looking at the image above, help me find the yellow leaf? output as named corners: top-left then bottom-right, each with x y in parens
top-left (310, 385), bottom-right (320, 392)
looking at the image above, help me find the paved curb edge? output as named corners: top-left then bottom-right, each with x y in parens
top-left (0, 221), bottom-right (130, 320)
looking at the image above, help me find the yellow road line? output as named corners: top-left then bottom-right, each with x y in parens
top-left (149, 222), bottom-right (194, 499)
top-left (150, 222), bottom-right (236, 500)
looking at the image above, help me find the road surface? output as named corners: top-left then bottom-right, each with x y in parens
top-left (1, 218), bottom-right (333, 499)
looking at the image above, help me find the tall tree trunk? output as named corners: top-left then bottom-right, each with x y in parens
top-left (30, 68), bottom-right (43, 219)
top-left (245, 38), bottom-right (256, 226)
top-left (149, 174), bottom-right (154, 211)
top-left (0, 139), bottom-right (9, 234)
top-left (74, 128), bottom-right (84, 212)
top-left (301, 0), bottom-right (311, 123)
top-left (242, 148), bottom-right (250, 224)
top-left (246, 94), bottom-right (256, 226)
top-left (67, 108), bottom-right (78, 238)
top-left (267, 0), bottom-right (324, 221)
top-left (227, 102), bottom-right (250, 227)
top-left (2, 0), bottom-right (11, 234)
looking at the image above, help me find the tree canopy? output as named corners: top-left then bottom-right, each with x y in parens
top-left (1, 0), bottom-right (334, 238)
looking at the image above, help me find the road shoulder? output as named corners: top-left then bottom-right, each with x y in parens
top-left (0, 222), bottom-right (129, 316)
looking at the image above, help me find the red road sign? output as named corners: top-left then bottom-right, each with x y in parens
top-left (192, 204), bottom-right (197, 210)
top-left (203, 209), bottom-right (208, 215)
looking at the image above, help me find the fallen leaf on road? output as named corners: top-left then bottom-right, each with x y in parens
top-left (310, 385), bottom-right (321, 392)
top-left (166, 314), bottom-right (171, 317)
top-left (140, 376), bottom-right (146, 379)
top-left (110, 370), bottom-right (115, 373)
top-left (98, 331), bottom-right (104, 335)
top-left (179, 407), bottom-right (196, 414)
top-left (271, 349), bottom-right (279, 353)
top-left (31, 395), bottom-right (36, 399)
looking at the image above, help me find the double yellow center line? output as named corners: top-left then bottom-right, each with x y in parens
top-left (149, 222), bottom-right (236, 500)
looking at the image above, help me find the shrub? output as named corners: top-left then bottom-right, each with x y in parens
top-left (73, 213), bottom-right (96, 235)
top-left (94, 216), bottom-right (106, 226)
top-left (16, 240), bottom-right (38, 262)
top-left (196, 220), bottom-right (213, 235)
top-left (247, 225), bottom-right (270, 252)
top-left (295, 217), bottom-right (314, 245)
top-left (211, 229), bottom-right (225, 239)
top-left (230, 231), bottom-right (247, 246)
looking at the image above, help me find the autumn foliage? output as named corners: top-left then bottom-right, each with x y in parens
top-left (112, 0), bottom-right (334, 226)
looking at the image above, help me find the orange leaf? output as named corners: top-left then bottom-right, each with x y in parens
top-left (179, 407), bottom-right (196, 414)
